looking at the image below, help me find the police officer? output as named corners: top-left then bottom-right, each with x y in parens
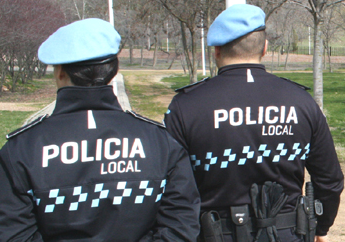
top-left (0, 18), bottom-right (200, 241)
top-left (164, 4), bottom-right (343, 242)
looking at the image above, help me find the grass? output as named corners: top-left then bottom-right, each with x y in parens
top-left (0, 111), bottom-right (35, 147)
top-left (122, 72), bottom-right (173, 120)
top-left (0, 76), bottom-right (56, 147)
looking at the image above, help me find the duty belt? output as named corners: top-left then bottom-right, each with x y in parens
top-left (221, 211), bottom-right (297, 234)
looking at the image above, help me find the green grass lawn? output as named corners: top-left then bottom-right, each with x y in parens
top-left (0, 111), bottom-right (35, 147)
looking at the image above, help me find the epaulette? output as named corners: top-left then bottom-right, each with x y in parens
top-left (280, 77), bottom-right (311, 91)
top-left (126, 110), bottom-right (165, 128)
top-left (6, 114), bottom-right (48, 140)
top-left (175, 77), bottom-right (210, 93)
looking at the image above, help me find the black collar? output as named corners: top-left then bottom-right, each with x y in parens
top-left (218, 63), bottom-right (266, 75)
top-left (52, 85), bottom-right (122, 116)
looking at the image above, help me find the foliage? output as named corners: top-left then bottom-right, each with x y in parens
top-left (0, 0), bottom-right (65, 93)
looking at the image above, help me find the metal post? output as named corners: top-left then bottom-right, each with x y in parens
top-left (226, 0), bottom-right (246, 8)
top-left (108, 0), bottom-right (114, 26)
top-left (201, 19), bottom-right (206, 76)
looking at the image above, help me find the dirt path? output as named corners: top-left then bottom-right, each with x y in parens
top-left (0, 103), bottom-right (41, 111)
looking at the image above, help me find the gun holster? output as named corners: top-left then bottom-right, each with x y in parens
top-left (200, 210), bottom-right (224, 242)
top-left (296, 196), bottom-right (321, 242)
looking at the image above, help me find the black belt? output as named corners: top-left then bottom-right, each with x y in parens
top-left (221, 211), bottom-right (297, 234)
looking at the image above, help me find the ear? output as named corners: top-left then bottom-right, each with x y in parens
top-left (262, 39), bottom-right (268, 57)
top-left (214, 46), bottom-right (222, 59)
top-left (57, 65), bottom-right (69, 81)
top-left (54, 65), bottom-right (72, 88)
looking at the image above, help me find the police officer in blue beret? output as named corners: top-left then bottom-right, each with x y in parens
top-left (0, 18), bottom-right (200, 241)
top-left (164, 4), bottom-right (343, 242)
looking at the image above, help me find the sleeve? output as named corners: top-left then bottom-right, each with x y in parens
top-left (0, 144), bottom-right (43, 242)
top-left (305, 108), bottom-right (344, 236)
top-left (139, 136), bottom-right (201, 242)
top-left (164, 96), bottom-right (189, 150)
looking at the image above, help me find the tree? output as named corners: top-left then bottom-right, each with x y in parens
top-left (156, 0), bottom-right (204, 83)
top-left (289, 0), bottom-right (345, 110)
top-left (203, 0), bottom-right (225, 77)
top-left (322, 4), bottom-right (342, 72)
top-left (249, 0), bottom-right (289, 20)
top-left (0, 0), bottom-right (65, 93)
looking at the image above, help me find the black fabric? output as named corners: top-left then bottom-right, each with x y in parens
top-left (164, 63), bottom-right (344, 238)
top-left (0, 86), bottom-right (200, 241)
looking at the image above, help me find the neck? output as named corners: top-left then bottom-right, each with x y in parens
top-left (217, 58), bottom-right (261, 69)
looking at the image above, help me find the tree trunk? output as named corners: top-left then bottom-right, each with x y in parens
top-left (129, 41), bottom-right (134, 65)
top-left (207, 46), bottom-right (216, 77)
top-left (206, 5), bottom-right (216, 77)
top-left (326, 46), bottom-right (332, 73)
top-left (190, 30), bottom-right (198, 84)
top-left (180, 22), bottom-right (197, 83)
top-left (271, 48), bottom-right (274, 73)
top-left (153, 36), bottom-right (158, 67)
top-left (141, 44), bottom-right (144, 67)
top-left (284, 43), bottom-right (290, 71)
top-left (313, 18), bottom-right (324, 110)
top-left (180, 55), bottom-right (187, 74)
top-left (168, 55), bottom-right (176, 69)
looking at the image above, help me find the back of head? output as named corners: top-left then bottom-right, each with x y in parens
top-left (38, 18), bottom-right (121, 86)
top-left (207, 4), bottom-right (266, 60)
top-left (220, 30), bottom-right (266, 60)
top-left (61, 56), bottom-right (119, 86)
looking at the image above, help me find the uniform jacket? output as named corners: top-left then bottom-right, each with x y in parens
top-left (0, 85), bottom-right (200, 241)
top-left (164, 63), bottom-right (344, 236)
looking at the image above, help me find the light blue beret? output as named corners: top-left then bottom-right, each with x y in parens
top-left (207, 4), bottom-right (265, 46)
top-left (38, 18), bottom-right (121, 65)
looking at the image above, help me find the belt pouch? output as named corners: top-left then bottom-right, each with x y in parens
top-left (231, 205), bottom-right (251, 242)
top-left (200, 211), bottom-right (224, 242)
top-left (296, 197), bottom-right (307, 235)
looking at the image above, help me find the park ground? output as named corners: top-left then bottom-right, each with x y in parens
top-left (1, 53), bottom-right (345, 240)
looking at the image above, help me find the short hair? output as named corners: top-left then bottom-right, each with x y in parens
top-left (61, 57), bottom-right (119, 87)
top-left (220, 30), bottom-right (266, 60)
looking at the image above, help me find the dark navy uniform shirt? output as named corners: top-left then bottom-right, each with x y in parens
top-left (0, 85), bottom-right (200, 241)
top-left (164, 64), bottom-right (343, 236)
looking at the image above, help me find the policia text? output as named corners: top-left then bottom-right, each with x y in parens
top-left (42, 138), bottom-right (145, 174)
top-left (214, 106), bottom-right (298, 136)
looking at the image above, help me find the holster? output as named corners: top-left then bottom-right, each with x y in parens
top-left (231, 205), bottom-right (251, 242)
top-left (296, 196), bottom-right (321, 242)
top-left (296, 197), bottom-right (308, 235)
top-left (200, 211), bottom-right (224, 242)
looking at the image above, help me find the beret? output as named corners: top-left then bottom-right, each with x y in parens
top-left (207, 4), bottom-right (265, 46)
top-left (38, 18), bottom-right (121, 65)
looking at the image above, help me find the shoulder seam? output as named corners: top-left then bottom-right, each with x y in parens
top-left (126, 110), bottom-right (165, 128)
top-left (279, 77), bottom-right (311, 91)
top-left (175, 77), bottom-right (210, 93)
top-left (6, 114), bottom-right (48, 139)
